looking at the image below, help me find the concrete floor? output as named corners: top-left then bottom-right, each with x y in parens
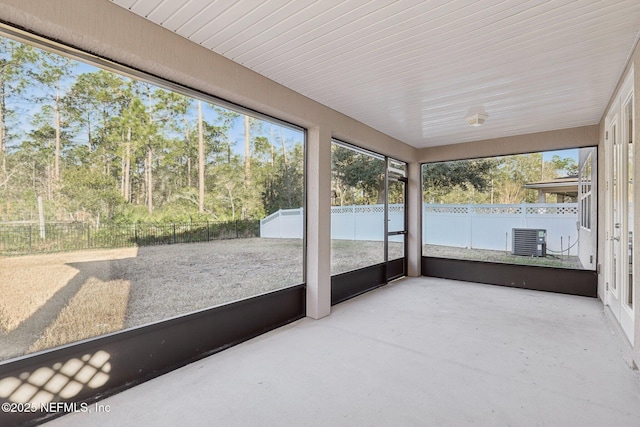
top-left (49, 277), bottom-right (640, 426)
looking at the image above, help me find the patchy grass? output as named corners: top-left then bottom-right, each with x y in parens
top-left (29, 277), bottom-right (130, 353)
top-left (331, 240), bottom-right (404, 275)
top-left (0, 261), bottom-right (76, 333)
top-left (1, 239), bottom-right (303, 359)
top-left (0, 248), bottom-right (137, 334)
top-left (2, 238), bottom-right (407, 360)
top-left (424, 244), bottom-right (583, 269)
top-left (0, 305), bottom-right (9, 334)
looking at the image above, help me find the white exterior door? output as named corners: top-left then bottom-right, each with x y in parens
top-left (606, 118), bottom-right (622, 323)
top-left (605, 82), bottom-right (635, 344)
top-left (621, 94), bottom-right (635, 341)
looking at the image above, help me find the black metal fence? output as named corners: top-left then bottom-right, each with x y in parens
top-left (0, 220), bottom-right (260, 256)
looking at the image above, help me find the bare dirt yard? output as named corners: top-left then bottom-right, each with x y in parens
top-left (424, 244), bottom-right (584, 269)
top-left (0, 238), bottom-right (402, 360)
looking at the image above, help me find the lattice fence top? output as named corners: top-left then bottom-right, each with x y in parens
top-left (526, 206), bottom-right (578, 215)
top-left (354, 205), bottom-right (385, 214)
top-left (473, 206), bottom-right (522, 215)
top-left (423, 203), bottom-right (578, 216)
top-left (331, 206), bottom-right (354, 214)
top-left (424, 206), bottom-right (469, 214)
top-left (261, 213), bottom-right (279, 224)
top-left (260, 208), bottom-right (302, 225)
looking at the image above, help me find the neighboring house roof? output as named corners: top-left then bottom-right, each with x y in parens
top-left (522, 176), bottom-right (579, 195)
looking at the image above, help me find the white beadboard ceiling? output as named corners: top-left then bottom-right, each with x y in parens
top-left (111, 0), bottom-right (640, 148)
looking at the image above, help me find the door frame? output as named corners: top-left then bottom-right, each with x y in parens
top-left (385, 158), bottom-right (408, 281)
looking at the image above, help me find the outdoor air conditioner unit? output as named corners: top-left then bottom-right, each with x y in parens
top-left (512, 228), bottom-right (546, 257)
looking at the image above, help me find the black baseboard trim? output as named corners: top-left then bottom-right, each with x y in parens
top-left (0, 284), bottom-right (305, 426)
top-left (331, 263), bottom-right (387, 305)
top-left (422, 257), bottom-right (597, 297)
top-left (387, 257), bottom-right (406, 281)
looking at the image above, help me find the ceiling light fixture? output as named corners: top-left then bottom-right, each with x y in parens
top-left (466, 113), bottom-right (488, 127)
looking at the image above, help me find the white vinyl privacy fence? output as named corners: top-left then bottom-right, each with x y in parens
top-left (260, 203), bottom-right (579, 256)
top-left (259, 208), bottom-right (305, 239)
top-left (423, 203), bottom-right (579, 256)
top-left (259, 205), bottom-right (405, 241)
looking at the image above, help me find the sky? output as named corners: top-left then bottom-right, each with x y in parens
top-left (543, 149), bottom-right (578, 162)
top-left (7, 40), bottom-right (304, 156)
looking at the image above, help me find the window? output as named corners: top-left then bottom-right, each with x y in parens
top-left (422, 148), bottom-right (596, 271)
top-left (0, 32), bottom-right (305, 361)
top-left (579, 152), bottom-right (593, 230)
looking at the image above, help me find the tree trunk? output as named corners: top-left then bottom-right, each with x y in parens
top-left (145, 85), bottom-right (154, 214)
top-left (54, 89), bottom-right (61, 184)
top-left (225, 183), bottom-right (235, 221)
top-left (185, 115), bottom-right (191, 188)
top-left (376, 177), bottom-right (386, 204)
top-left (124, 127), bottom-right (131, 202)
top-left (120, 156), bottom-right (125, 195)
top-left (46, 138), bottom-right (53, 200)
top-left (280, 128), bottom-right (288, 166)
top-left (147, 146), bottom-right (153, 214)
top-left (0, 82), bottom-right (6, 175)
top-left (198, 101), bottom-right (205, 213)
top-left (269, 125), bottom-right (275, 165)
top-left (87, 112), bottom-right (92, 150)
top-left (244, 115), bottom-right (250, 184)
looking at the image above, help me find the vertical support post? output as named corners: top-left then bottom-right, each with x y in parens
top-left (407, 161), bottom-right (422, 276)
top-left (306, 126), bottom-right (331, 319)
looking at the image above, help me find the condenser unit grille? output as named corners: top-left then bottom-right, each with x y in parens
top-left (512, 228), bottom-right (546, 257)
